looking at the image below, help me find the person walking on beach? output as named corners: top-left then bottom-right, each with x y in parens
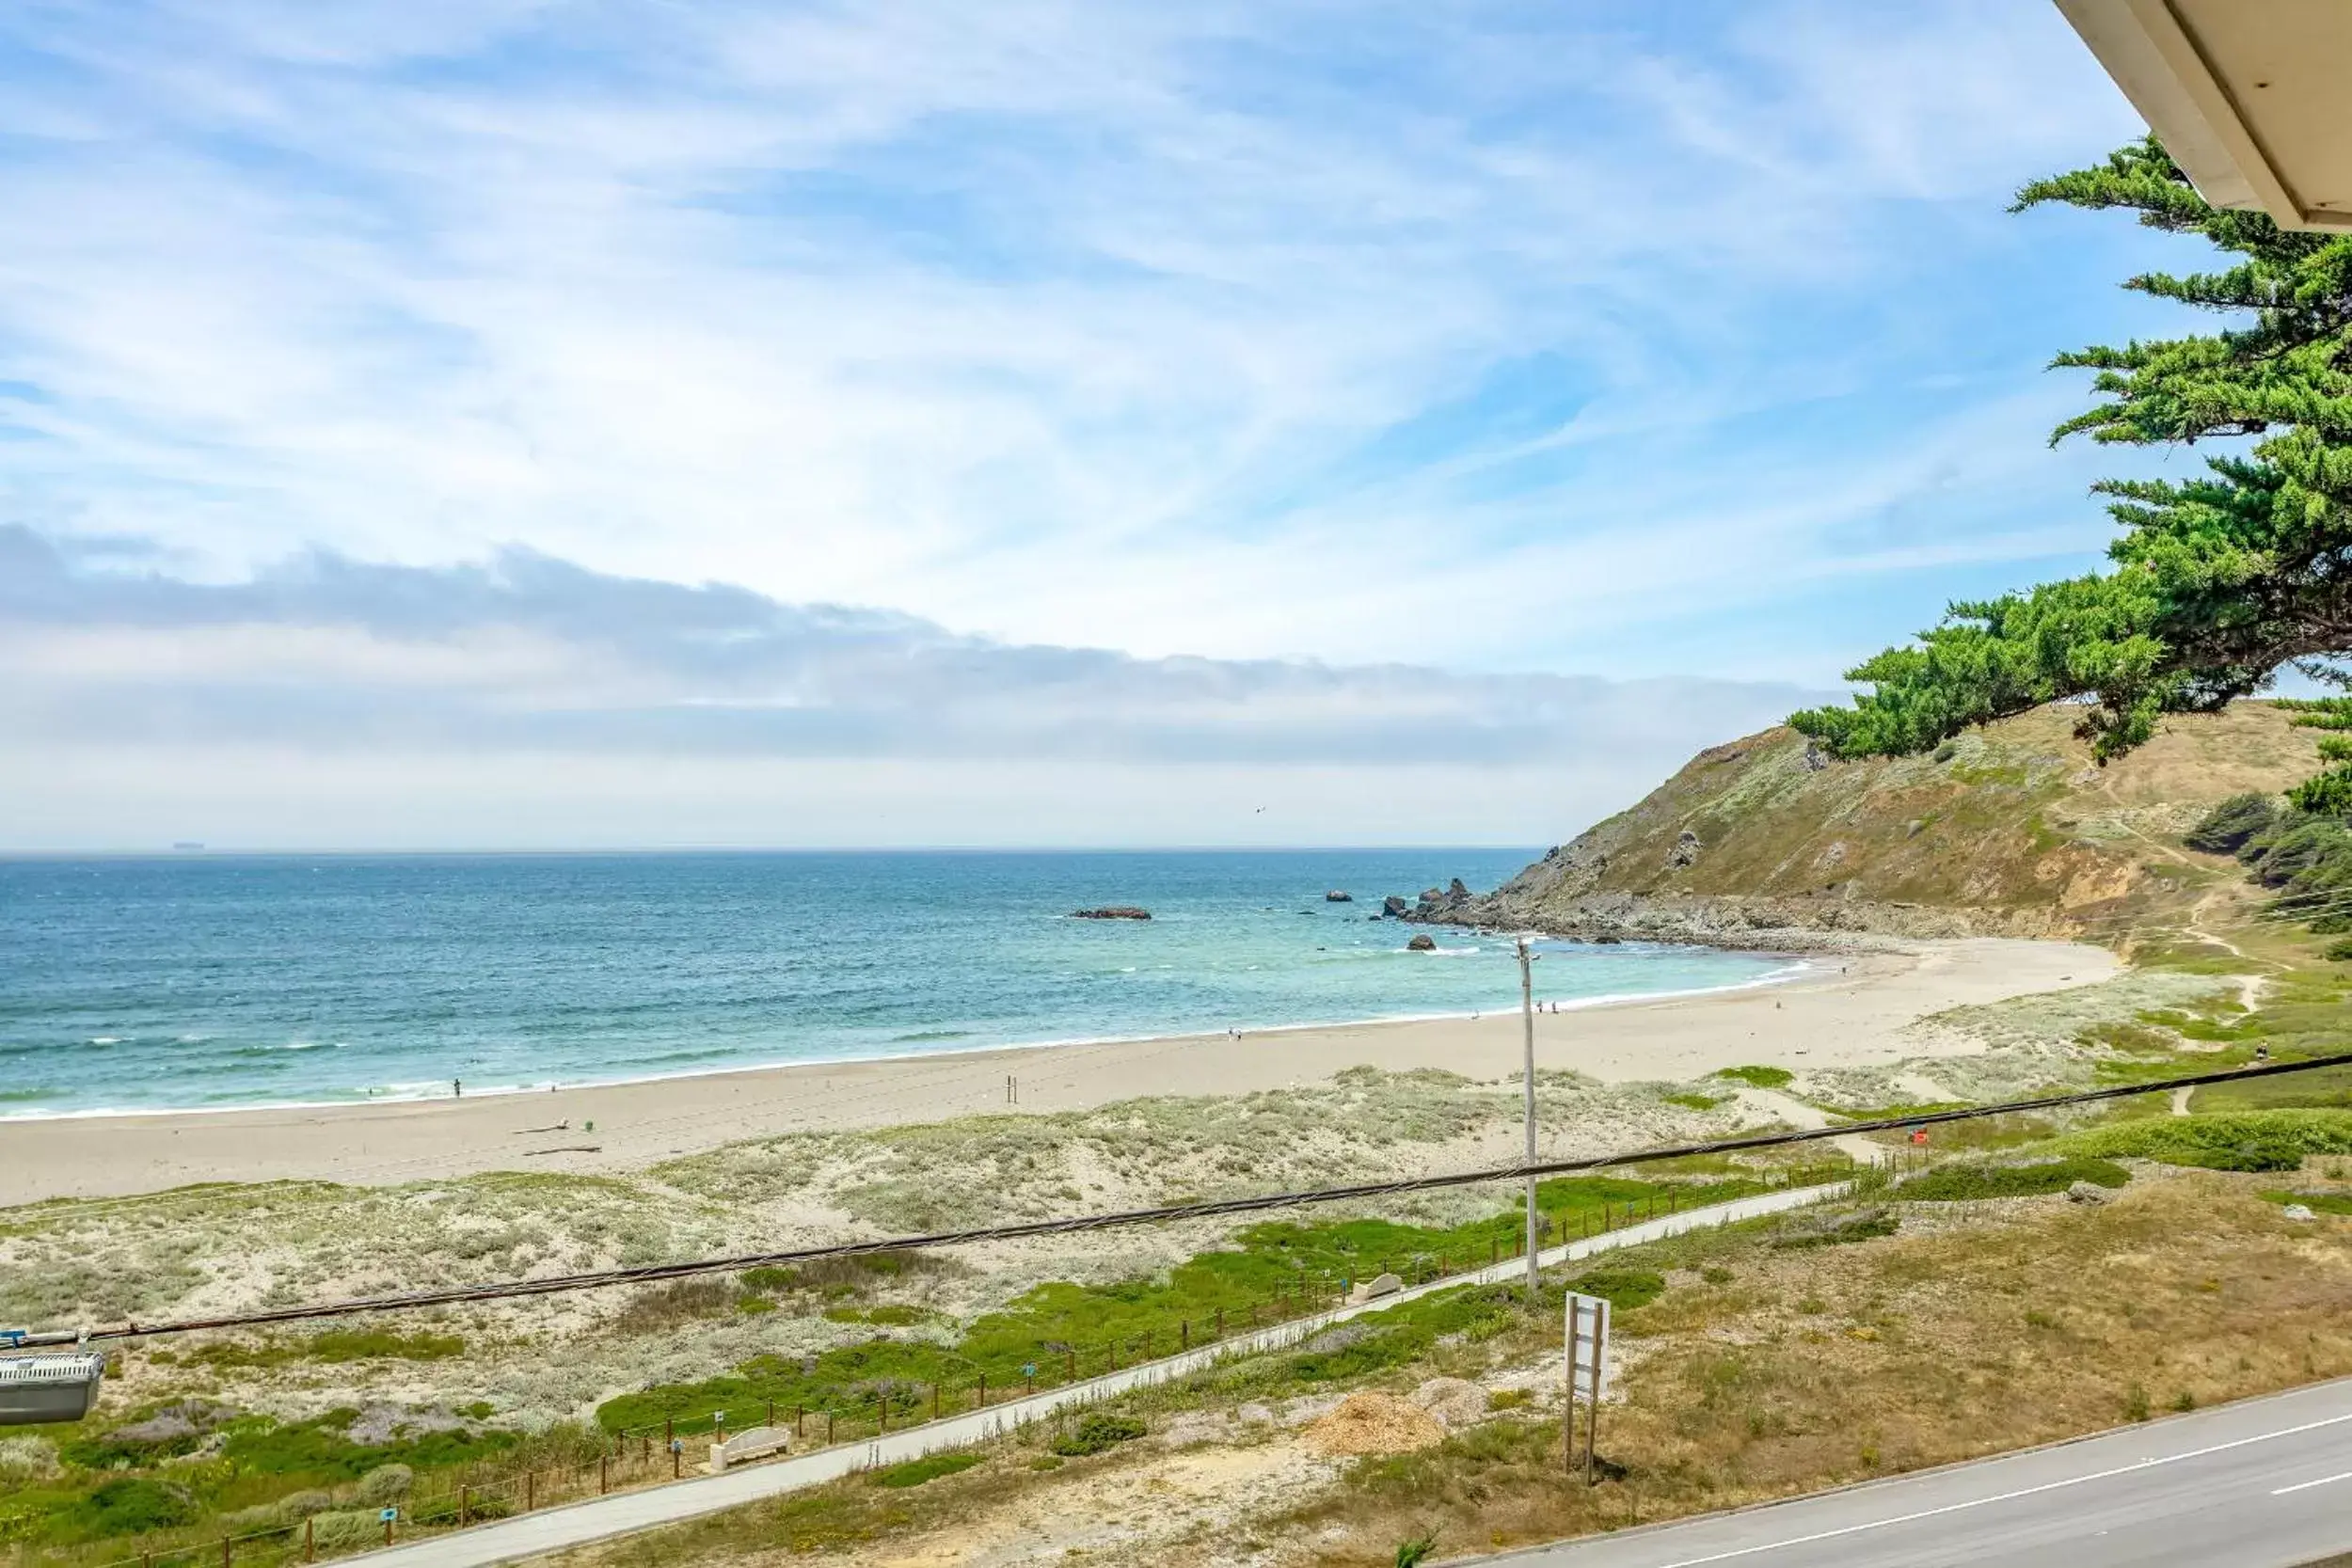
top-left (453, 1078), bottom-right (462, 1099)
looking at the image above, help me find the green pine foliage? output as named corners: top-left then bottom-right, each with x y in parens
top-left (1791, 138), bottom-right (2352, 787)
top-left (2183, 792), bottom-right (2281, 853)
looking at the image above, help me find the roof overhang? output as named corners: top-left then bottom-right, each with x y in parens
top-left (2056, 0), bottom-right (2352, 231)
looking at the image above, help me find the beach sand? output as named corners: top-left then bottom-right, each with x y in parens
top-left (0, 936), bottom-right (2115, 1203)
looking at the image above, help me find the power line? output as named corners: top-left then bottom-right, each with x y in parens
top-left (16, 1049), bottom-right (2350, 1350)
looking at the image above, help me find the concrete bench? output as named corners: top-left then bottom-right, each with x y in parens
top-left (705, 1426), bottom-right (791, 1473)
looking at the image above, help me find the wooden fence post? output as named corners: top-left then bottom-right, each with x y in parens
top-left (304, 1519), bottom-right (314, 1563)
top-left (459, 1485), bottom-right (470, 1526)
top-left (932, 1383), bottom-right (942, 1419)
top-left (1066, 1347), bottom-right (1076, 1381)
top-left (223, 1536), bottom-right (232, 1568)
top-left (827, 1409), bottom-right (836, 1444)
top-left (526, 1471), bottom-right (535, 1511)
top-left (977, 1373), bottom-right (987, 1408)
top-left (599, 1454), bottom-right (609, 1495)
top-left (1215, 1307), bottom-right (1224, 1338)
top-left (1180, 1320), bottom-right (1189, 1350)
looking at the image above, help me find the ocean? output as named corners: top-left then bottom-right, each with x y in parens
top-left (0, 850), bottom-right (1798, 1117)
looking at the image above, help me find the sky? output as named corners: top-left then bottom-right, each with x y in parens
top-left (0, 0), bottom-right (2189, 849)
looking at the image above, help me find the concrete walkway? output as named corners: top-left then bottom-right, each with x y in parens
top-left (343, 1182), bottom-right (1848, 1568)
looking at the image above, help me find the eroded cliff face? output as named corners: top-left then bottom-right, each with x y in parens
top-left (1412, 703), bottom-right (2324, 948)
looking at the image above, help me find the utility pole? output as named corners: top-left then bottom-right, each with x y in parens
top-left (1518, 938), bottom-right (1539, 1301)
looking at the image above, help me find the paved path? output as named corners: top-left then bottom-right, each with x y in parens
top-left (1477, 1375), bottom-right (2352, 1568)
top-left (342, 1183), bottom-right (1845, 1568)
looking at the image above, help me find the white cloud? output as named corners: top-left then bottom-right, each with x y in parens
top-left (0, 0), bottom-right (2145, 673)
top-left (0, 528), bottom-right (1822, 848)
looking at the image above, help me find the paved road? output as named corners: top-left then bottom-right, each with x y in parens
top-left (1482, 1375), bottom-right (2352, 1568)
top-left (341, 1183), bottom-right (1845, 1568)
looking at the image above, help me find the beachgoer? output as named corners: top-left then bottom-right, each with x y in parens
top-left (453, 1078), bottom-right (462, 1099)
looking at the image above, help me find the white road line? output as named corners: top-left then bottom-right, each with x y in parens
top-left (2272, 1468), bottom-right (2352, 1496)
top-left (1629, 1409), bottom-right (2352, 1568)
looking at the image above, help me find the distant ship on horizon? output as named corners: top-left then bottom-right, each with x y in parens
top-left (171, 841), bottom-right (205, 852)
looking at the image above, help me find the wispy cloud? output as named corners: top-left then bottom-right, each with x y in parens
top-left (1, 0), bottom-right (2150, 676)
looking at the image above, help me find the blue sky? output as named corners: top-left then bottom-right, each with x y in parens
top-left (0, 1), bottom-right (2195, 847)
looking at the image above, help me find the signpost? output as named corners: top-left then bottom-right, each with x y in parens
top-left (1565, 1291), bottom-right (1611, 1483)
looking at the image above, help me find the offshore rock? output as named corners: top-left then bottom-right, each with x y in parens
top-left (1406, 934), bottom-right (1438, 951)
top-left (1326, 890), bottom-right (1354, 902)
top-left (1071, 907), bottom-right (1152, 920)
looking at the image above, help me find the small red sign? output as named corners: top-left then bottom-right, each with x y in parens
top-left (1909, 1129), bottom-right (1930, 1145)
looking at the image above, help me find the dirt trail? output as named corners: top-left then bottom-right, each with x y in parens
top-left (1740, 1088), bottom-right (1888, 1166)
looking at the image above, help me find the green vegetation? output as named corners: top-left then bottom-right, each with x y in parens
top-left (871, 1452), bottom-right (983, 1488)
top-left (1771, 1209), bottom-right (1900, 1249)
top-left (1564, 1268), bottom-right (1665, 1311)
top-left (1662, 1090), bottom-right (1732, 1111)
top-left (1714, 1066), bottom-right (1792, 1090)
top-left (595, 1175), bottom-right (1758, 1435)
top-left (2265, 1190), bottom-right (2352, 1215)
top-left (1895, 1158), bottom-right (2128, 1202)
top-left (2, 1406), bottom-right (528, 1553)
top-left (2190, 1062), bottom-right (2352, 1114)
top-left (2186, 793), bottom-right (2282, 855)
top-left (1048, 1413), bottom-right (1146, 1458)
top-left (1791, 139), bottom-right (2352, 786)
top-left (2064, 1110), bottom-right (2352, 1170)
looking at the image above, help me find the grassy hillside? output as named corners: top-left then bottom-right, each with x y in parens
top-left (1440, 702), bottom-right (2323, 945)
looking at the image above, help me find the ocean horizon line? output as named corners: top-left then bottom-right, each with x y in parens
top-left (0, 843), bottom-right (1547, 861)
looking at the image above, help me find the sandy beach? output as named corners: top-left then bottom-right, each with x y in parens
top-left (0, 936), bottom-right (2115, 1204)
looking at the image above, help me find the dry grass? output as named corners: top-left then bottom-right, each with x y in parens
top-left (1293, 1170), bottom-right (2352, 1562)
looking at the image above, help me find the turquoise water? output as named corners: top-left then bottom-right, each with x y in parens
top-left (0, 850), bottom-right (1797, 1117)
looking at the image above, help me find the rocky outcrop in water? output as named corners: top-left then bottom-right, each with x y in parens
top-left (1071, 907), bottom-right (1152, 921)
top-left (1406, 934), bottom-right (1437, 951)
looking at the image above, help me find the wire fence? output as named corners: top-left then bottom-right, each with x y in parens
top-left (56, 1166), bottom-right (1868, 1568)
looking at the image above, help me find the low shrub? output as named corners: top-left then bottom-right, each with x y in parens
top-left (1897, 1158), bottom-right (2128, 1202)
top-left (307, 1511), bottom-right (388, 1552)
top-left (872, 1451), bottom-right (982, 1488)
top-left (356, 1464), bottom-right (414, 1505)
top-left (58, 1479), bottom-right (199, 1541)
top-left (1565, 1268), bottom-right (1666, 1311)
top-left (2066, 1111), bottom-right (2352, 1171)
top-left (1772, 1208), bottom-right (1900, 1249)
top-left (1714, 1065), bottom-right (1793, 1090)
top-left (1050, 1413), bottom-right (1146, 1457)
